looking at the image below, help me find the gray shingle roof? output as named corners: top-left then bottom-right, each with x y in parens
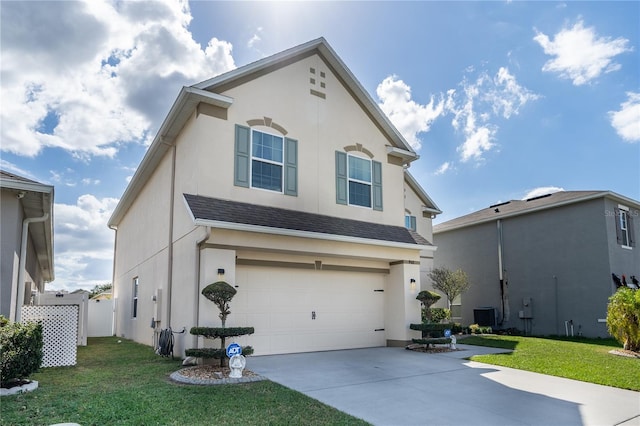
top-left (184, 193), bottom-right (432, 247)
top-left (434, 190), bottom-right (639, 233)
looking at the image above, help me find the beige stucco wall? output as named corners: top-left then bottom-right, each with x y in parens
top-left (112, 52), bottom-right (438, 352)
top-left (112, 151), bottom-right (174, 343)
top-left (172, 54), bottom-right (406, 227)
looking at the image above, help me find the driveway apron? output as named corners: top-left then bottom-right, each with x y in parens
top-left (248, 345), bottom-right (640, 426)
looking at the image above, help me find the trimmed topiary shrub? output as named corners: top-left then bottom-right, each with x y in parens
top-left (188, 281), bottom-right (255, 367)
top-left (1, 319), bottom-right (44, 386)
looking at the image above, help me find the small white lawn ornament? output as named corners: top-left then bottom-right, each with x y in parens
top-left (229, 354), bottom-right (246, 378)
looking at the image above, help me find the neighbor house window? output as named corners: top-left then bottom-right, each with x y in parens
top-left (132, 277), bottom-right (139, 318)
top-left (234, 124), bottom-right (298, 196)
top-left (335, 151), bottom-right (383, 210)
top-left (615, 205), bottom-right (635, 248)
top-left (251, 130), bottom-right (284, 192)
top-left (405, 215), bottom-right (417, 231)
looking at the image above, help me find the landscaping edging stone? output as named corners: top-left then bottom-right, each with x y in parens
top-left (0, 380), bottom-right (38, 396)
top-left (169, 369), bottom-right (267, 385)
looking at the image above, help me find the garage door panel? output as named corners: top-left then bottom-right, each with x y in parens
top-left (237, 266), bottom-right (385, 355)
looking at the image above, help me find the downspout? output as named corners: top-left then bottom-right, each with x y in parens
top-left (497, 219), bottom-right (505, 325)
top-left (166, 142), bottom-right (177, 327)
top-left (14, 212), bottom-right (49, 323)
top-left (109, 224), bottom-right (118, 336)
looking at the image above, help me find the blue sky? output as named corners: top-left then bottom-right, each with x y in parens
top-left (1, 1), bottom-right (638, 292)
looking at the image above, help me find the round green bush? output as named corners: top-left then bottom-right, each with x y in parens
top-left (1, 320), bottom-right (44, 385)
top-left (607, 288), bottom-right (640, 352)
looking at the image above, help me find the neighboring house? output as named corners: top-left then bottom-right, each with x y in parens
top-left (108, 38), bottom-right (441, 357)
top-left (0, 170), bottom-right (55, 322)
top-left (433, 190), bottom-right (639, 338)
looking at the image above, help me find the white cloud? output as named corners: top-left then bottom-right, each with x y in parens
top-left (446, 67), bottom-right (537, 162)
top-left (534, 19), bottom-right (632, 86)
top-left (376, 76), bottom-right (445, 151)
top-left (376, 67), bottom-right (537, 162)
top-left (434, 162), bottom-right (451, 175)
top-left (522, 186), bottom-right (564, 200)
top-left (50, 195), bottom-right (119, 291)
top-left (0, 0), bottom-right (236, 158)
top-left (248, 27), bottom-right (263, 48)
top-left (609, 92), bottom-right (640, 143)
top-left (489, 67), bottom-right (541, 119)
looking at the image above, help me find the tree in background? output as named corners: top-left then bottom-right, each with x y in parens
top-left (89, 283), bottom-right (112, 299)
top-left (607, 288), bottom-right (640, 352)
top-left (428, 267), bottom-right (471, 309)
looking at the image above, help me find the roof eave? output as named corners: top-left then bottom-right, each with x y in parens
top-left (108, 88), bottom-right (233, 227)
top-left (192, 218), bottom-right (433, 252)
top-left (434, 190), bottom-right (640, 234)
top-left (404, 170), bottom-right (442, 214)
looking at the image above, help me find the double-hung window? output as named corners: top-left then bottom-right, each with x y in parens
top-left (335, 151), bottom-right (383, 210)
top-left (614, 205), bottom-right (635, 248)
top-left (251, 130), bottom-right (283, 192)
top-left (234, 124), bottom-right (298, 196)
top-left (405, 215), bottom-right (417, 231)
top-left (348, 155), bottom-right (372, 207)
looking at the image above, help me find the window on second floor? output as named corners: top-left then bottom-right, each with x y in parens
top-left (615, 206), bottom-right (635, 248)
top-left (348, 155), bottom-right (372, 207)
top-left (251, 130), bottom-right (283, 192)
top-left (405, 214), bottom-right (417, 231)
top-left (234, 124), bottom-right (297, 196)
top-left (335, 151), bottom-right (382, 210)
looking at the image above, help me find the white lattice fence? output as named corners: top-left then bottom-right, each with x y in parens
top-left (21, 305), bottom-right (78, 367)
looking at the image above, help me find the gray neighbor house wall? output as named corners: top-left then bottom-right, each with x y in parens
top-left (433, 191), bottom-right (639, 338)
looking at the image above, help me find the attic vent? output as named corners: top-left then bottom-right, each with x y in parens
top-left (489, 201), bottom-right (511, 209)
top-left (526, 193), bottom-right (553, 202)
top-left (310, 66), bottom-right (326, 99)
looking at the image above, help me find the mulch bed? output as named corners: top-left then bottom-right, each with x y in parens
top-left (609, 349), bottom-right (640, 358)
top-left (405, 343), bottom-right (463, 354)
top-left (176, 365), bottom-right (260, 380)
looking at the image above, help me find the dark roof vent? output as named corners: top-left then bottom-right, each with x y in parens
top-left (489, 201), bottom-right (511, 209)
top-left (526, 193), bottom-right (553, 202)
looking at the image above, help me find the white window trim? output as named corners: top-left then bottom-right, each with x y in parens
top-left (132, 276), bottom-right (139, 319)
top-left (347, 153), bottom-right (372, 208)
top-left (618, 204), bottom-right (632, 249)
top-left (250, 129), bottom-right (284, 194)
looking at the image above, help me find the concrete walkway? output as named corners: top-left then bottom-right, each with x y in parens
top-left (248, 345), bottom-right (640, 426)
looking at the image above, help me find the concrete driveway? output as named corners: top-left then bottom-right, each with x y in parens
top-left (248, 345), bottom-right (640, 426)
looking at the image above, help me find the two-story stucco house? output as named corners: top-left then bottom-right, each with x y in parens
top-left (1, 170), bottom-right (55, 322)
top-left (108, 38), bottom-right (441, 357)
top-left (433, 190), bottom-right (639, 338)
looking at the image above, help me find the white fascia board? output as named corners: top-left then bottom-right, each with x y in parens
top-left (108, 88), bottom-right (233, 227)
top-left (404, 170), bottom-right (442, 214)
top-left (0, 178), bottom-right (54, 195)
top-left (193, 218), bottom-right (433, 252)
top-left (387, 146), bottom-right (419, 163)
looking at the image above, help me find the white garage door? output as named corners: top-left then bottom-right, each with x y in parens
top-left (234, 265), bottom-right (386, 355)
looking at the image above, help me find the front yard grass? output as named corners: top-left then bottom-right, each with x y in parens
top-left (1, 337), bottom-right (368, 426)
top-left (462, 335), bottom-right (640, 391)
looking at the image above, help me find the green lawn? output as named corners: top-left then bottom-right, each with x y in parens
top-left (1, 337), bottom-right (368, 426)
top-left (462, 335), bottom-right (640, 391)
